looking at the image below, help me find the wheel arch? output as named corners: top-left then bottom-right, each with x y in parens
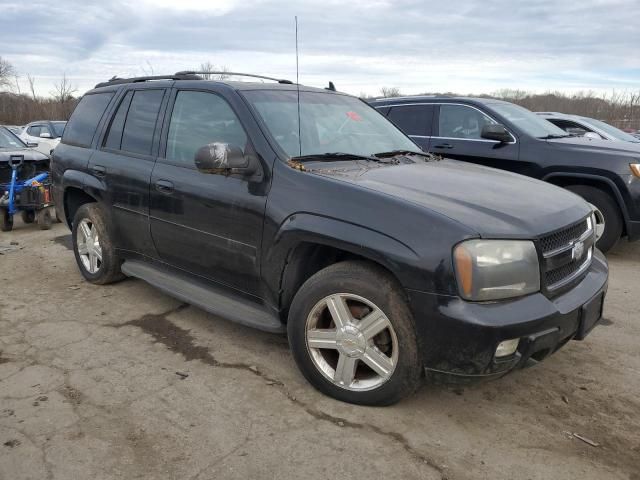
top-left (61, 170), bottom-right (106, 228)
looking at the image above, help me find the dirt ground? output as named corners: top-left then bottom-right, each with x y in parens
top-left (0, 218), bottom-right (639, 480)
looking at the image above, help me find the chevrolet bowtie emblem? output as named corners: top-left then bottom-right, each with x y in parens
top-left (572, 240), bottom-right (585, 261)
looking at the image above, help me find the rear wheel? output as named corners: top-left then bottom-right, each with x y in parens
top-left (21, 210), bottom-right (35, 224)
top-left (288, 261), bottom-right (422, 406)
top-left (0, 208), bottom-right (12, 232)
top-left (36, 208), bottom-right (52, 230)
top-left (72, 203), bottom-right (124, 284)
top-left (566, 185), bottom-right (622, 252)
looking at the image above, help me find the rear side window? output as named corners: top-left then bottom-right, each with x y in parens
top-left (103, 91), bottom-right (133, 150)
top-left (120, 89), bottom-right (165, 155)
top-left (63, 92), bottom-right (114, 147)
top-left (387, 105), bottom-right (434, 136)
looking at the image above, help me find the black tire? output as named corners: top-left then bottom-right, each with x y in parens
top-left (287, 261), bottom-right (422, 406)
top-left (36, 208), bottom-right (52, 230)
top-left (21, 210), bottom-right (36, 224)
top-left (71, 203), bottom-right (124, 284)
top-left (566, 185), bottom-right (622, 253)
top-left (1, 208), bottom-right (13, 232)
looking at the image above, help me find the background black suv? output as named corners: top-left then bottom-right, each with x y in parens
top-left (52, 74), bottom-right (607, 405)
top-left (369, 96), bottom-right (640, 252)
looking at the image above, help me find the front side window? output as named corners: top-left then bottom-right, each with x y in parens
top-left (242, 90), bottom-right (419, 158)
top-left (27, 125), bottom-right (42, 137)
top-left (166, 91), bottom-right (248, 164)
top-left (51, 122), bottom-right (66, 138)
top-left (63, 92), bottom-right (114, 147)
top-left (438, 105), bottom-right (497, 140)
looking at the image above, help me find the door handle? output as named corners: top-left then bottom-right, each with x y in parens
top-left (155, 180), bottom-right (174, 194)
top-left (433, 143), bottom-right (453, 149)
top-left (91, 165), bottom-right (106, 177)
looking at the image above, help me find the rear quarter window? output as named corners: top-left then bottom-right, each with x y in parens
top-left (62, 92), bottom-right (114, 147)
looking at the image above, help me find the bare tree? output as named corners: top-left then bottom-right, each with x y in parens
top-left (50, 74), bottom-right (77, 103)
top-left (198, 62), bottom-right (230, 80)
top-left (140, 61), bottom-right (155, 76)
top-left (27, 74), bottom-right (37, 101)
top-left (0, 57), bottom-right (16, 91)
top-left (380, 86), bottom-right (402, 98)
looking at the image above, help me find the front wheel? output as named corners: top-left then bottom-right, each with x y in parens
top-left (288, 261), bottom-right (422, 406)
top-left (72, 203), bottom-right (124, 284)
top-left (566, 185), bottom-right (622, 253)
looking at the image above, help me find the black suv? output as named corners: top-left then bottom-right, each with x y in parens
top-left (52, 73), bottom-right (608, 405)
top-left (369, 96), bottom-right (640, 252)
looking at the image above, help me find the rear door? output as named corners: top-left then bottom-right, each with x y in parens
top-left (89, 86), bottom-right (168, 257)
top-left (149, 87), bottom-right (269, 295)
top-left (381, 104), bottom-right (435, 150)
top-left (431, 103), bottom-right (519, 170)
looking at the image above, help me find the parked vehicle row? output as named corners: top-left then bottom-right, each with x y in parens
top-left (369, 96), bottom-right (640, 252)
top-left (50, 72), bottom-right (609, 405)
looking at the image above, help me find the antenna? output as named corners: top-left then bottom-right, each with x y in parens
top-left (295, 16), bottom-right (302, 156)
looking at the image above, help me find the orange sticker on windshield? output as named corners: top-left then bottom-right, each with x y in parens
top-left (346, 111), bottom-right (362, 121)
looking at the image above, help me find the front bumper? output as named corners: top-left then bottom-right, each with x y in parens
top-left (407, 249), bottom-right (608, 380)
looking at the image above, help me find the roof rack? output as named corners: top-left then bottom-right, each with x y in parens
top-left (174, 71), bottom-right (294, 84)
top-left (94, 73), bottom-right (202, 88)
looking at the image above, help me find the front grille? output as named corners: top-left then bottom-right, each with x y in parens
top-left (544, 257), bottom-right (586, 286)
top-left (539, 220), bottom-right (588, 254)
top-left (539, 217), bottom-right (594, 293)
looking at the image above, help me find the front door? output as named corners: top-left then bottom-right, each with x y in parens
top-left (431, 104), bottom-right (520, 172)
top-left (149, 89), bottom-right (269, 295)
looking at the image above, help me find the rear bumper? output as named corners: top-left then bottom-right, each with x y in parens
top-left (407, 249), bottom-right (608, 380)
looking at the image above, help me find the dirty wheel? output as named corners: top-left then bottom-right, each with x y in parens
top-left (1, 208), bottom-right (13, 232)
top-left (36, 208), bottom-right (52, 230)
top-left (21, 210), bottom-right (36, 224)
top-left (72, 203), bottom-right (124, 284)
top-left (288, 261), bottom-right (422, 406)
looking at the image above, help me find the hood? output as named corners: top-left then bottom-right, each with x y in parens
top-left (0, 147), bottom-right (49, 163)
top-left (313, 159), bottom-right (591, 239)
top-left (547, 135), bottom-right (640, 158)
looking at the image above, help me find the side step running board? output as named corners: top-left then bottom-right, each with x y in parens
top-left (121, 260), bottom-right (285, 334)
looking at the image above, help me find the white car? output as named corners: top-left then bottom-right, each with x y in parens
top-left (536, 112), bottom-right (640, 144)
top-left (19, 120), bottom-right (67, 156)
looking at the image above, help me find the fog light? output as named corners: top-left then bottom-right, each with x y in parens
top-left (495, 338), bottom-right (520, 358)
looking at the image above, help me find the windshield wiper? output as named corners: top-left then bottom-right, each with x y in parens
top-left (373, 149), bottom-right (432, 159)
top-left (538, 134), bottom-right (571, 139)
top-left (291, 152), bottom-right (382, 162)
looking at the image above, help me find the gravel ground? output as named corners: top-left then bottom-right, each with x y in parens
top-left (1, 219), bottom-right (639, 480)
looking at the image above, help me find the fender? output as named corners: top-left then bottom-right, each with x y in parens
top-left (62, 169), bottom-right (107, 202)
top-left (262, 212), bottom-right (433, 309)
top-left (542, 172), bottom-right (632, 225)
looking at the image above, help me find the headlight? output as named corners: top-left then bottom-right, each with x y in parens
top-left (453, 240), bottom-right (540, 301)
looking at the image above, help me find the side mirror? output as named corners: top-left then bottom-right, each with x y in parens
top-left (26, 142), bottom-right (39, 148)
top-left (194, 143), bottom-right (257, 176)
top-left (481, 124), bottom-right (513, 143)
top-left (40, 132), bottom-right (52, 139)
top-left (583, 132), bottom-right (603, 140)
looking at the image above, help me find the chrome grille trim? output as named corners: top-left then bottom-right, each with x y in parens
top-left (546, 248), bottom-right (593, 291)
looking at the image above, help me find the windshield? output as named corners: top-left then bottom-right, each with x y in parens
top-left (0, 127), bottom-right (27, 149)
top-left (242, 90), bottom-right (420, 158)
top-left (579, 117), bottom-right (639, 142)
top-left (491, 103), bottom-right (569, 139)
top-left (51, 121), bottom-right (66, 138)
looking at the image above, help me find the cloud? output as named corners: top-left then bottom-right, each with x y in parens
top-left (1, 0), bottom-right (639, 97)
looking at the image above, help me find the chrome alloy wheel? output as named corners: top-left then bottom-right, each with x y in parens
top-left (589, 203), bottom-right (605, 242)
top-left (76, 218), bottom-right (103, 274)
top-left (305, 293), bottom-right (398, 391)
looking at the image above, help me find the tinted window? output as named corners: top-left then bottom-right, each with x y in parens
top-left (387, 105), bottom-right (433, 136)
top-left (63, 93), bottom-right (114, 147)
top-left (51, 122), bottom-right (66, 138)
top-left (120, 89), bottom-right (164, 155)
top-left (166, 91), bottom-right (248, 164)
top-left (103, 91), bottom-right (133, 150)
top-left (438, 104), bottom-right (497, 139)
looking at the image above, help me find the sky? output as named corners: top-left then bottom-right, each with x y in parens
top-left (1, 0), bottom-right (639, 98)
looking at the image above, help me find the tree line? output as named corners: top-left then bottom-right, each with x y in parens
top-left (1, 55), bottom-right (639, 131)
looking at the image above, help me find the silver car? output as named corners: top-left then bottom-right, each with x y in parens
top-left (536, 112), bottom-right (640, 144)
